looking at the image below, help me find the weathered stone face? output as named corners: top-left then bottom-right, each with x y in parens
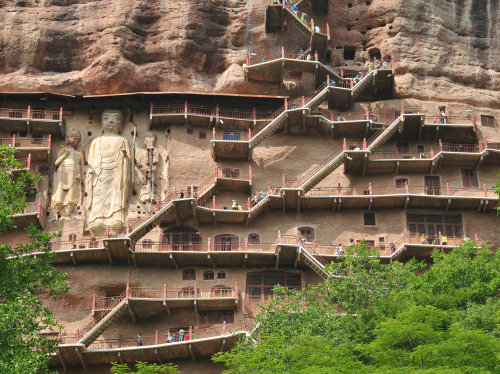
top-left (0, 0), bottom-right (497, 107)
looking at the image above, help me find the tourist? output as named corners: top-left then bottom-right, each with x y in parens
top-left (274, 187), bottom-right (279, 195)
top-left (330, 80), bottom-right (336, 87)
top-left (376, 61), bottom-right (380, 69)
top-left (368, 64), bottom-right (374, 72)
top-left (441, 234), bottom-right (448, 245)
top-left (338, 243), bottom-right (343, 255)
top-left (171, 335), bottom-right (176, 343)
top-left (440, 111), bottom-right (448, 124)
top-left (180, 191), bottom-right (184, 199)
top-left (179, 328), bottom-right (185, 341)
top-left (237, 204), bottom-right (242, 210)
top-left (306, 53), bottom-right (311, 61)
top-left (383, 60), bottom-right (388, 69)
top-left (232, 200), bottom-right (237, 210)
top-left (137, 333), bottom-right (142, 346)
top-left (390, 243), bottom-right (396, 254)
top-left (421, 234), bottom-right (426, 244)
top-left (166, 332), bottom-right (172, 343)
top-left (464, 235), bottom-right (470, 242)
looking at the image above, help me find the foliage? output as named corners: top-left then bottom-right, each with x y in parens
top-left (214, 240), bottom-right (500, 373)
top-left (494, 174), bottom-right (500, 215)
top-left (110, 361), bottom-right (179, 374)
top-left (0, 145), bottom-right (68, 374)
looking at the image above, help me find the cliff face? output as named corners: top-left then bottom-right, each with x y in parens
top-left (0, 0), bottom-right (498, 107)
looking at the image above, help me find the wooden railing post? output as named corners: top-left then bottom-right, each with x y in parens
top-left (155, 330), bottom-right (158, 345)
top-left (208, 237), bottom-right (211, 251)
top-left (327, 23), bottom-right (330, 38)
top-left (282, 175), bottom-right (285, 188)
top-left (59, 107), bottom-right (63, 121)
top-left (438, 231), bottom-right (442, 244)
top-left (212, 127), bottom-right (216, 140)
top-left (368, 182), bottom-right (372, 195)
top-left (366, 108), bottom-right (369, 120)
top-left (327, 75), bottom-right (330, 86)
top-left (341, 68), bottom-right (344, 78)
top-left (12, 134), bottom-right (15, 147)
top-left (330, 110), bottom-right (334, 122)
top-left (222, 321), bottom-right (227, 335)
top-left (253, 106), bottom-right (256, 122)
top-left (484, 184), bottom-right (487, 197)
top-left (343, 138), bottom-right (347, 150)
top-left (338, 182), bottom-right (341, 194)
top-left (277, 230), bottom-right (281, 243)
top-left (314, 51), bottom-right (318, 62)
top-left (446, 183), bottom-right (450, 196)
top-left (126, 283), bottom-right (130, 298)
top-left (247, 197), bottom-right (250, 210)
top-left (216, 104), bottom-right (219, 120)
top-left (164, 284), bottom-right (167, 299)
top-left (27, 154), bottom-right (31, 170)
top-left (419, 103), bottom-right (423, 114)
top-left (295, 231), bottom-right (299, 244)
top-left (350, 79), bottom-right (353, 89)
top-left (194, 283), bottom-right (198, 298)
top-left (363, 138), bottom-right (367, 150)
top-left (48, 134), bottom-right (51, 148)
top-left (184, 100), bottom-right (188, 115)
top-left (268, 181), bottom-right (271, 195)
top-left (401, 102), bottom-right (405, 114)
top-left (212, 196), bottom-right (216, 209)
top-left (435, 113), bottom-right (438, 124)
top-left (439, 139), bottom-right (443, 152)
top-left (189, 326), bottom-right (193, 340)
top-left (479, 141), bottom-right (483, 152)
top-left (284, 97), bottom-right (288, 109)
top-left (430, 148), bottom-right (435, 158)
top-left (245, 238), bottom-right (248, 251)
top-left (313, 240), bottom-right (316, 252)
top-left (301, 96), bottom-right (305, 107)
top-left (27, 105), bottom-right (31, 119)
top-left (150, 102), bottom-right (153, 117)
top-left (76, 329), bottom-right (80, 342)
top-left (297, 175), bottom-right (301, 188)
top-left (281, 47), bottom-right (285, 58)
top-left (248, 128), bottom-right (252, 140)
top-left (249, 165), bottom-right (252, 181)
top-left (373, 56), bottom-right (377, 69)
top-left (92, 294), bottom-right (96, 311)
top-left (235, 281), bottom-right (239, 297)
top-left (405, 180), bottom-right (409, 194)
top-left (106, 225), bottom-right (110, 238)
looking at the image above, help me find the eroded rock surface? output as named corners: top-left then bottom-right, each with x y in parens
top-left (0, 0), bottom-right (498, 107)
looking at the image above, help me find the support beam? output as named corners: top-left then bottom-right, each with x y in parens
top-left (404, 196), bottom-right (409, 209)
top-left (337, 198), bottom-right (342, 211)
top-left (75, 347), bottom-right (87, 371)
top-left (332, 198), bottom-right (337, 211)
top-left (188, 344), bottom-right (195, 361)
top-left (483, 200), bottom-right (488, 213)
top-left (297, 193), bottom-right (301, 213)
top-left (70, 252), bottom-right (77, 266)
top-left (275, 247), bottom-right (281, 269)
top-left (117, 352), bottom-right (124, 365)
top-left (194, 300), bottom-right (198, 313)
top-left (476, 155), bottom-right (484, 169)
top-left (174, 204), bottom-right (181, 227)
top-left (243, 253), bottom-right (248, 268)
top-left (126, 300), bottom-right (137, 323)
top-left (130, 251), bottom-right (138, 268)
top-left (445, 198), bottom-right (451, 211)
top-left (220, 338), bottom-right (227, 352)
top-left (207, 254), bottom-right (216, 269)
top-left (294, 248), bottom-right (300, 269)
top-left (104, 243), bottom-right (114, 265)
top-left (477, 200), bottom-right (484, 212)
top-left (282, 191), bottom-right (286, 212)
top-left (170, 253), bottom-right (179, 269)
top-left (213, 211), bottom-right (217, 226)
top-left (361, 154), bottom-right (367, 176)
top-left (395, 160), bottom-right (400, 175)
top-left (155, 348), bottom-right (163, 364)
top-left (191, 201), bottom-right (199, 226)
top-left (368, 197), bottom-right (373, 211)
top-left (163, 300), bottom-right (171, 316)
top-left (57, 350), bottom-right (67, 372)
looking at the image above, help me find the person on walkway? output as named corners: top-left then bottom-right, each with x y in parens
top-left (180, 191), bottom-right (184, 199)
top-left (137, 333), bottom-right (142, 346)
top-left (237, 204), bottom-right (242, 210)
top-left (232, 200), bottom-right (237, 210)
top-left (390, 243), bottom-right (396, 254)
top-left (441, 235), bottom-right (448, 245)
top-left (306, 53), bottom-right (311, 61)
top-left (338, 244), bottom-right (343, 255)
top-left (368, 64), bottom-right (374, 72)
top-left (274, 187), bottom-right (279, 195)
top-left (166, 332), bottom-right (172, 343)
top-left (179, 329), bottom-right (185, 341)
top-left (383, 60), bottom-right (388, 69)
top-left (421, 234), bottom-right (426, 244)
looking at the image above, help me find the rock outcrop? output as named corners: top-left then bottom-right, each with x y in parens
top-left (0, 0), bottom-right (498, 107)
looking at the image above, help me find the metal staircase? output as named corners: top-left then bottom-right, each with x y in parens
top-left (250, 109), bottom-right (288, 148)
top-left (366, 115), bottom-right (404, 152)
top-left (300, 243), bottom-right (330, 279)
top-left (283, 6), bottom-right (312, 38)
top-left (352, 71), bottom-right (375, 99)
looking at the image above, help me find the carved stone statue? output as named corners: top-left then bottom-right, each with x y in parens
top-left (51, 129), bottom-right (82, 216)
top-left (135, 132), bottom-right (159, 203)
top-left (85, 109), bottom-right (131, 236)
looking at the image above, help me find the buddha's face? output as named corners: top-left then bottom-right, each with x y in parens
top-left (66, 134), bottom-right (80, 149)
top-left (101, 110), bottom-right (123, 134)
top-left (144, 134), bottom-right (156, 149)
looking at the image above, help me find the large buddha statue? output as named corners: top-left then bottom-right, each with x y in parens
top-left (85, 109), bottom-right (131, 236)
top-left (51, 129), bottom-right (83, 217)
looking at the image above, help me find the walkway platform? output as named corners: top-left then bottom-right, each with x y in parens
top-left (0, 107), bottom-right (65, 138)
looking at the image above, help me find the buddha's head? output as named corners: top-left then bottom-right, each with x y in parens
top-left (144, 132), bottom-right (156, 149)
top-left (101, 109), bottom-right (123, 134)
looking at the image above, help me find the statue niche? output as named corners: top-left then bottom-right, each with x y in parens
top-left (51, 129), bottom-right (83, 216)
top-left (85, 109), bottom-right (131, 236)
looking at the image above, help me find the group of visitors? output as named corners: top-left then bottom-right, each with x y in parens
top-left (136, 329), bottom-right (191, 346)
top-left (231, 200), bottom-right (243, 211)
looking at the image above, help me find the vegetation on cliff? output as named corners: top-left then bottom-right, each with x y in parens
top-left (0, 145), bottom-right (68, 374)
top-left (214, 241), bottom-right (500, 373)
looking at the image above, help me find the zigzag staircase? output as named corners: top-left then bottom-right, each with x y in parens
top-left (79, 296), bottom-right (128, 347)
top-left (351, 70), bottom-right (375, 100)
top-left (298, 114), bottom-right (405, 192)
top-left (300, 242), bottom-right (330, 279)
top-left (249, 108), bottom-right (289, 148)
top-left (283, 5), bottom-right (312, 38)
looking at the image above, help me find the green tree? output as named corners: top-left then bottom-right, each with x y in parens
top-left (0, 145), bottom-right (68, 374)
top-left (214, 241), bottom-right (500, 373)
top-left (110, 361), bottom-right (179, 374)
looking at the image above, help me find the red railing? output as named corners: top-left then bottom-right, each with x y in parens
top-left (424, 115), bottom-right (473, 125)
top-left (212, 129), bottom-right (250, 141)
top-left (128, 193), bottom-right (174, 232)
top-left (298, 145), bottom-right (344, 186)
top-left (0, 135), bottom-right (51, 148)
top-left (216, 166), bottom-right (251, 180)
top-left (151, 104), bottom-right (275, 121)
top-left (135, 241), bottom-right (205, 252)
top-left (486, 141), bottom-right (500, 150)
top-left (0, 107), bottom-right (63, 121)
top-left (440, 142), bottom-right (480, 153)
top-left (88, 322), bottom-right (245, 350)
top-left (49, 238), bottom-right (103, 251)
top-left (369, 149), bottom-right (435, 160)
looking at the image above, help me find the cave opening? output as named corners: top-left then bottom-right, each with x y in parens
top-left (344, 46), bottom-right (356, 60)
